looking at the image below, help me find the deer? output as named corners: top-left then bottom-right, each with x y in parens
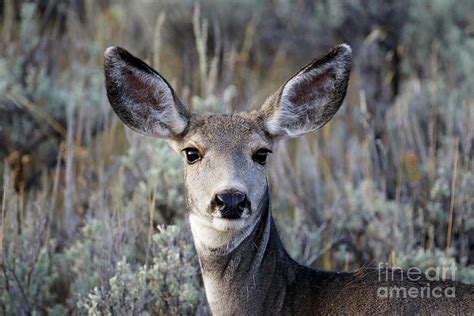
top-left (104, 44), bottom-right (473, 315)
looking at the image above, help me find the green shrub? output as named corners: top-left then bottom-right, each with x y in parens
top-left (76, 224), bottom-right (206, 315)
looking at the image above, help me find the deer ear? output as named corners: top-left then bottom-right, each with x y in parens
top-left (259, 44), bottom-right (352, 139)
top-left (104, 47), bottom-right (191, 139)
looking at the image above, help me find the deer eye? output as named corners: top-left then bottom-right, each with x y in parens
top-left (182, 148), bottom-right (202, 164)
top-left (253, 149), bottom-right (272, 165)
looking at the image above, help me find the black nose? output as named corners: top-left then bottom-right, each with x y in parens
top-left (213, 189), bottom-right (249, 219)
top-left (216, 190), bottom-right (246, 208)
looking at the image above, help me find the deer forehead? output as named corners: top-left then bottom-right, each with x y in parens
top-left (182, 114), bottom-right (272, 152)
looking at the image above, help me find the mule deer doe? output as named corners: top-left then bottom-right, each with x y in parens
top-left (104, 44), bottom-right (473, 314)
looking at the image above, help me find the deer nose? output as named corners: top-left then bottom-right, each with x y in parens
top-left (216, 191), bottom-right (246, 208)
top-left (213, 189), bottom-right (249, 219)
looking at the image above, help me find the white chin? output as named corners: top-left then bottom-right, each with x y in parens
top-left (211, 217), bottom-right (249, 232)
top-left (189, 212), bottom-right (262, 252)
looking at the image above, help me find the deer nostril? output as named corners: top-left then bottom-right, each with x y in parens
top-left (216, 190), bottom-right (247, 208)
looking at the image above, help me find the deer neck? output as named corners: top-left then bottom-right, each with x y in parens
top-left (189, 190), bottom-right (295, 315)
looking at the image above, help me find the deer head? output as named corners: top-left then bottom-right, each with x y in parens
top-left (104, 44), bottom-right (351, 252)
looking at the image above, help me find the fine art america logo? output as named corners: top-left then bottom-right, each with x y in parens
top-left (377, 262), bottom-right (457, 299)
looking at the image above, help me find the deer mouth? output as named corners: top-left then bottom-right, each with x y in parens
top-left (197, 205), bottom-right (253, 232)
top-left (216, 206), bottom-right (251, 220)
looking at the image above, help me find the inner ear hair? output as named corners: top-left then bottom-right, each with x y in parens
top-left (104, 46), bottom-right (191, 140)
top-left (259, 44), bottom-right (352, 139)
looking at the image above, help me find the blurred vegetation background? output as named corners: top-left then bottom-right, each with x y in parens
top-left (0, 0), bottom-right (473, 314)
